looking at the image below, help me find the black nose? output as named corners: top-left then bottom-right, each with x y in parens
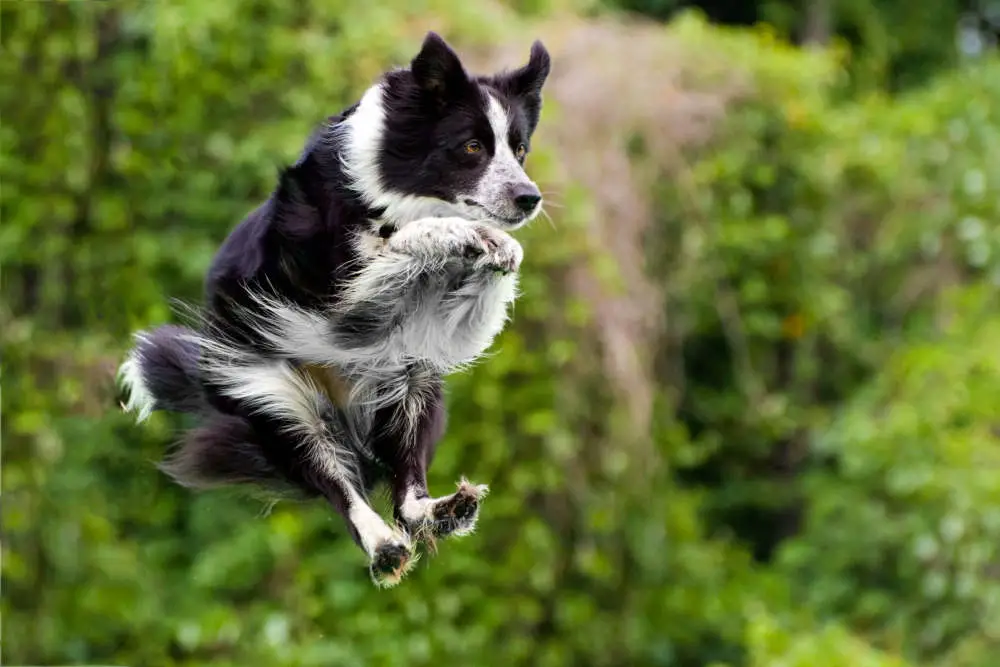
top-left (514, 193), bottom-right (541, 213)
top-left (512, 185), bottom-right (542, 214)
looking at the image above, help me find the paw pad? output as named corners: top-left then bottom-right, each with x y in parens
top-left (429, 480), bottom-right (489, 538)
top-left (369, 540), bottom-right (416, 588)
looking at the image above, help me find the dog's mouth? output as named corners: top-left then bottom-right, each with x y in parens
top-left (461, 200), bottom-right (531, 228)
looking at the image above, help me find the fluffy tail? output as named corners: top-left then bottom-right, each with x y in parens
top-left (118, 324), bottom-right (205, 421)
top-left (118, 324), bottom-right (297, 494)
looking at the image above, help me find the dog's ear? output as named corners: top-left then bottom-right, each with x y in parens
top-left (410, 32), bottom-right (468, 102)
top-left (506, 40), bottom-right (551, 99)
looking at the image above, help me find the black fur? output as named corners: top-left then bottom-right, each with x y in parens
top-left (131, 324), bottom-right (205, 415)
top-left (378, 34), bottom-right (551, 204)
top-left (479, 40), bottom-right (551, 137)
top-left (120, 33), bottom-right (551, 575)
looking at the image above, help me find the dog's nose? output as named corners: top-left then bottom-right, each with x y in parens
top-left (514, 193), bottom-right (541, 213)
top-left (511, 184), bottom-right (542, 214)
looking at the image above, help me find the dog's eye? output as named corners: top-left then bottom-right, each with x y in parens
top-left (463, 140), bottom-right (483, 155)
top-left (515, 143), bottom-right (527, 161)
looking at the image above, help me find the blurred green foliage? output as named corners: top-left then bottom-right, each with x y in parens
top-left (604, 0), bottom-right (973, 91)
top-left (3, 2), bottom-right (1000, 666)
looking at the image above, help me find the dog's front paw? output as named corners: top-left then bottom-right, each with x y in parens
top-left (369, 535), bottom-right (418, 588)
top-left (385, 217), bottom-right (485, 263)
top-left (472, 225), bottom-right (523, 275)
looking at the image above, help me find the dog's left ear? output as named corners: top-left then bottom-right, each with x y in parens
top-left (507, 40), bottom-right (551, 99)
top-left (411, 32), bottom-right (469, 102)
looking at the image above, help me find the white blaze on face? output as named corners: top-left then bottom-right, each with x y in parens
top-left (336, 83), bottom-right (539, 228)
top-left (471, 94), bottom-right (539, 225)
top-left (486, 94), bottom-right (516, 165)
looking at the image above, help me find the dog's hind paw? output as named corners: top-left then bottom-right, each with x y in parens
top-left (429, 478), bottom-right (489, 539)
top-left (369, 537), bottom-right (417, 588)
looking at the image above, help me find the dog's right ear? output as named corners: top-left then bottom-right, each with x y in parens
top-left (410, 32), bottom-right (468, 103)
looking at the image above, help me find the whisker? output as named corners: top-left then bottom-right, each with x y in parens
top-left (540, 207), bottom-right (557, 230)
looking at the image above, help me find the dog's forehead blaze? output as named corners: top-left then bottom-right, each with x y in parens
top-left (474, 83), bottom-right (530, 145)
top-left (484, 95), bottom-right (510, 146)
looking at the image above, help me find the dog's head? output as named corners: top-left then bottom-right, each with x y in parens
top-left (337, 32), bottom-right (551, 230)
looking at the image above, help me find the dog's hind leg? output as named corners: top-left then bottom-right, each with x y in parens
top-left (158, 410), bottom-right (288, 491)
top-left (369, 372), bottom-right (489, 547)
top-left (201, 356), bottom-right (417, 587)
top-left (401, 476), bottom-right (490, 546)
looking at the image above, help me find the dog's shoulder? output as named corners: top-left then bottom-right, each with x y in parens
top-left (205, 151), bottom-right (367, 310)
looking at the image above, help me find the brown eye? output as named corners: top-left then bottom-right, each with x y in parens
top-left (464, 140), bottom-right (483, 154)
top-left (515, 143), bottom-right (527, 161)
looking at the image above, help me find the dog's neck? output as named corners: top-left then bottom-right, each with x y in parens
top-left (299, 97), bottom-right (474, 233)
top-left (289, 110), bottom-right (379, 231)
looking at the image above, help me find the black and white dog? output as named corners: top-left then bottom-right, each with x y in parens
top-left (117, 33), bottom-right (551, 587)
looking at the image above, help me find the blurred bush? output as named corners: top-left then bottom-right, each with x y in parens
top-left (3, 2), bottom-right (1000, 666)
top-left (742, 611), bottom-right (915, 667)
top-left (600, 0), bottom-right (971, 92)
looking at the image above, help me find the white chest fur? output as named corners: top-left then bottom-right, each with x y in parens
top-left (245, 217), bottom-right (522, 375)
top-left (385, 267), bottom-right (519, 370)
top-left (335, 216), bottom-right (523, 372)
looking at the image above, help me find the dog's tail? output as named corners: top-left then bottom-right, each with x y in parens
top-left (118, 324), bottom-right (205, 421)
top-left (117, 324), bottom-right (301, 495)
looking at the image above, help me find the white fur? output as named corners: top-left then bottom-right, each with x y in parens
top-left (144, 327), bottom-right (407, 556)
top-left (337, 86), bottom-right (472, 226)
top-left (239, 217), bottom-right (521, 374)
top-left (363, 217), bottom-right (521, 370)
top-left (194, 341), bottom-right (410, 555)
top-left (399, 482), bottom-right (489, 537)
top-left (387, 365), bottom-right (441, 446)
top-left (335, 85), bottom-right (541, 230)
top-left (399, 487), bottom-right (434, 525)
top-left (466, 94), bottom-right (542, 227)
top-left (347, 485), bottom-right (409, 557)
top-left (372, 215), bottom-right (487, 265)
top-left (199, 354), bottom-right (362, 489)
top-left (235, 291), bottom-right (345, 366)
top-left (352, 222), bottom-right (389, 260)
top-left (118, 333), bottom-right (156, 422)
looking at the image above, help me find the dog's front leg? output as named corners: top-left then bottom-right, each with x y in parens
top-left (232, 218), bottom-right (522, 371)
top-left (381, 216), bottom-right (523, 275)
top-left (337, 217), bottom-right (522, 309)
top-left (328, 217), bottom-right (523, 363)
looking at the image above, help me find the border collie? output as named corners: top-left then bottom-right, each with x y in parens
top-left (117, 32), bottom-right (551, 587)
